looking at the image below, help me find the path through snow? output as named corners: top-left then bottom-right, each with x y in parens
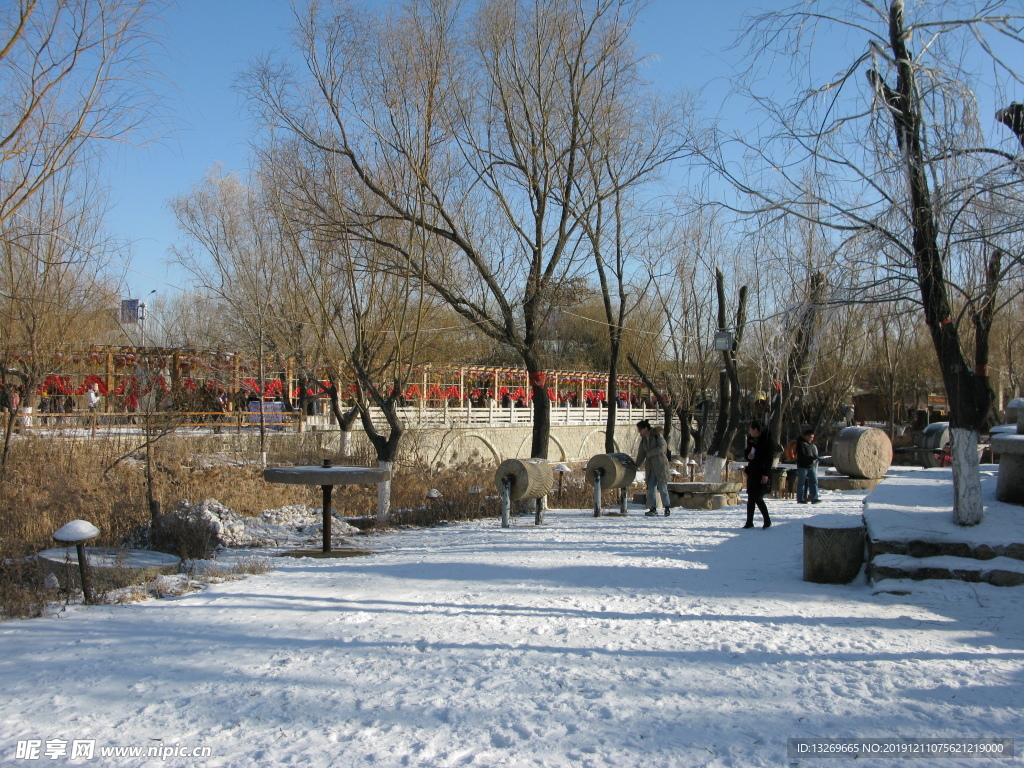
top-left (2, 483), bottom-right (1022, 767)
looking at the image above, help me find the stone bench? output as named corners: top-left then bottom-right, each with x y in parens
top-left (668, 482), bottom-right (742, 510)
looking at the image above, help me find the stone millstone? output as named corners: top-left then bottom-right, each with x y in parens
top-left (494, 459), bottom-right (554, 501)
top-left (667, 482), bottom-right (742, 494)
top-left (803, 515), bottom-right (866, 584)
top-left (38, 546), bottom-right (179, 590)
top-left (263, 465), bottom-right (391, 485)
top-left (832, 427), bottom-right (892, 479)
top-left (918, 422), bottom-right (950, 469)
top-left (584, 453), bottom-right (637, 489)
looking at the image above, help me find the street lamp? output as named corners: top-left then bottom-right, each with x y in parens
top-left (140, 289), bottom-right (156, 348)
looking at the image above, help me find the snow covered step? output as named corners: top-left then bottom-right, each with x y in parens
top-left (869, 553), bottom-right (1024, 587)
top-left (869, 538), bottom-right (1024, 562)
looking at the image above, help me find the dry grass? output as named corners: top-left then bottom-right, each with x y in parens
top-left (0, 559), bottom-right (56, 619)
top-left (0, 437), bottom-right (317, 560)
top-left (0, 433), bottom-right (592, 618)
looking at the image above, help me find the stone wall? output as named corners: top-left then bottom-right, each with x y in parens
top-left (176, 423), bottom-right (636, 469)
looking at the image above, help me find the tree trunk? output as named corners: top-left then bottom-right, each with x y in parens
top-left (377, 459), bottom-right (393, 521)
top-left (327, 381), bottom-right (358, 458)
top-left (950, 428), bottom-right (983, 525)
top-left (1, 406), bottom-right (13, 474)
top-left (526, 356), bottom-right (550, 459)
top-left (711, 271), bottom-right (749, 478)
top-left (604, 351), bottom-right (620, 453)
top-left (871, 0), bottom-right (987, 524)
top-left (707, 370), bottom-right (730, 460)
top-left (677, 407), bottom-right (693, 458)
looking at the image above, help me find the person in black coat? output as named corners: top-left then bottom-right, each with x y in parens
top-left (743, 422), bottom-right (772, 529)
top-left (795, 428), bottom-right (821, 504)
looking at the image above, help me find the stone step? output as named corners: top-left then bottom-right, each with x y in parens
top-left (868, 553), bottom-right (1024, 587)
top-left (869, 538), bottom-right (1024, 562)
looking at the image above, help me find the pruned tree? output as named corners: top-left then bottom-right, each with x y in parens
top-left (704, 268), bottom-right (748, 481)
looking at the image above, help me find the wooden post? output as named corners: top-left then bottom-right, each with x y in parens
top-left (322, 484), bottom-right (333, 553)
top-left (75, 543), bottom-right (95, 605)
top-left (321, 458), bottom-right (334, 553)
top-left (105, 351), bottom-right (114, 413)
top-left (593, 470), bottom-right (603, 517)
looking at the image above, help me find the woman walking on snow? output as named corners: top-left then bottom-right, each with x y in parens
top-left (743, 422), bottom-right (772, 529)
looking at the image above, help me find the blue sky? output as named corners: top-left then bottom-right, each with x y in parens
top-left (104, 0), bottom-right (753, 300)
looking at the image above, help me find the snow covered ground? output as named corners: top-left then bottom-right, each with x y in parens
top-left (2, 483), bottom-right (1023, 767)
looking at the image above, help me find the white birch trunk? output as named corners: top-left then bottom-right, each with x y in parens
top-left (704, 454), bottom-right (726, 483)
top-left (377, 459), bottom-right (393, 521)
top-left (951, 427), bottom-right (983, 526)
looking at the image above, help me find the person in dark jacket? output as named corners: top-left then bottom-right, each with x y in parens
top-left (795, 429), bottom-right (821, 504)
top-left (743, 422), bottom-right (772, 529)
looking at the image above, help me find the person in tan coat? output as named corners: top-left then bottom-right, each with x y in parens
top-left (635, 420), bottom-right (673, 517)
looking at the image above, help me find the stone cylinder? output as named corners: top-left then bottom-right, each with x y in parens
top-left (1005, 398), bottom-right (1024, 425)
top-left (803, 515), bottom-right (866, 584)
top-left (494, 459), bottom-right (554, 501)
top-left (918, 422), bottom-right (950, 469)
top-left (584, 453), bottom-right (637, 489)
top-left (832, 427), bottom-right (892, 479)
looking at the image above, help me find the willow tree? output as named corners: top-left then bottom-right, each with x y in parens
top-left (243, 0), bottom-right (685, 459)
top-left (171, 168), bottom-right (292, 455)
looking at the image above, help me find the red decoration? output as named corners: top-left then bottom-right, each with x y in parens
top-left (37, 375), bottom-right (74, 396)
top-left (529, 371), bottom-right (547, 388)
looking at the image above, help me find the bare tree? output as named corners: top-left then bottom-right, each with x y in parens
top-left (704, 268), bottom-right (749, 482)
top-left (864, 301), bottom-right (940, 437)
top-left (0, 0), bottom-right (165, 226)
top-left (243, 0), bottom-right (687, 460)
top-left (703, 0), bottom-right (1024, 525)
top-left (0, 169), bottom-right (120, 470)
top-left (171, 167), bottom-right (292, 456)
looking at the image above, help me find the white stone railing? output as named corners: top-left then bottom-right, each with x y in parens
top-left (305, 404), bottom-right (662, 430)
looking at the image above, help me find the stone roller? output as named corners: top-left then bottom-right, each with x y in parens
top-left (832, 426), bottom-right (893, 479)
top-left (493, 458), bottom-right (554, 501)
top-left (918, 422), bottom-right (950, 469)
top-left (584, 453), bottom-right (637, 489)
